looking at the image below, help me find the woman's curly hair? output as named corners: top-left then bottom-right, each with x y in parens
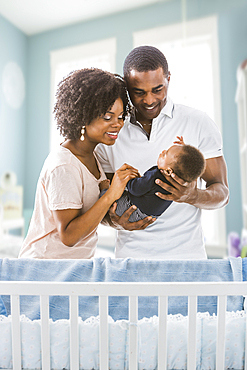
top-left (53, 68), bottom-right (130, 140)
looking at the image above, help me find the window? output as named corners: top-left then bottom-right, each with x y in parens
top-left (235, 60), bottom-right (247, 240)
top-left (133, 16), bottom-right (227, 255)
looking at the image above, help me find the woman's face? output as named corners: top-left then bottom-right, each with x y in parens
top-left (86, 97), bottom-right (125, 145)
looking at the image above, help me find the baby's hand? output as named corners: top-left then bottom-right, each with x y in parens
top-left (99, 179), bottom-right (110, 191)
top-left (173, 135), bottom-right (185, 145)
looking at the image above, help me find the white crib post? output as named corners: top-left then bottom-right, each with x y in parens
top-left (129, 295), bottom-right (138, 370)
top-left (11, 294), bottom-right (22, 370)
top-left (216, 295), bottom-right (227, 370)
top-left (245, 309), bottom-right (247, 370)
top-left (158, 295), bottom-right (168, 370)
top-left (99, 295), bottom-right (109, 370)
top-left (70, 295), bottom-right (79, 370)
top-left (40, 295), bottom-right (51, 370)
top-left (187, 295), bottom-right (197, 370)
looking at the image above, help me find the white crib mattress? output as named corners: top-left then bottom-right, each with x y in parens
top-left (0, 310), bottom-right (246, 370)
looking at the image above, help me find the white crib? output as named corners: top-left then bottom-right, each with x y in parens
top-left (0, 280), bottom-right (247, 370)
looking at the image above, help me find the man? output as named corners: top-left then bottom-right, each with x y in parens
top-left (96, 45), bottom-right (229, 259)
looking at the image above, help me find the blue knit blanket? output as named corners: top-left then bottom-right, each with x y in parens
top-left (0, 257), bottom-right (244, 320)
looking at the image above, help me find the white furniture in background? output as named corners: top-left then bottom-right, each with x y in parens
top-left (235, 59), bottom-right (247, 235)
top-left (2, 217), bottom-right (25, 237)
top-left (0, 216), bottom-right (24, 258)
top-left (0, 171), bottom-right (24, 242)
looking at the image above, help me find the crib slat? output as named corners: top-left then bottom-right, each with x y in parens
top-left (158, 296), bottom-right (168, 370)
top-left (99, 295), bottom-right (109, 370)
top-left (216, 295), bottom-right (227, 370)
top-left (245, 310), bottom-right (247, 370)
top-left (187, 295), bottom-right (197, 370)
top-left (70, 295), bottom-right (79, 370)
top-left (40, 295), bottom-right (50, 370)
top-left (11, 295), bottom-right (22, 370)
top-left (129, 295), bottom-right (138, 370)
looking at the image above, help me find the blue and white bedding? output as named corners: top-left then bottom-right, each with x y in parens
top-left (0, 310), bottom-right (246, 370)
top-left (0, 257), bottom-right (245, 320)
top-left (0, 258), bottom-right (246, 369)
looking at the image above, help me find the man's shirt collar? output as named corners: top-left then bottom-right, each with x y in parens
top-left (160, 96), bottom-right (173, 118)
top-left (129, 96), bottom-right (174, 125)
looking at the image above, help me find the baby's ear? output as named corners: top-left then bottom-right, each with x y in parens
top-left (163, 167), bottom-right (173, 176)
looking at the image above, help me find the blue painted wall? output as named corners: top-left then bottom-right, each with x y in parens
top-left (1, 0), bottom-right (247, 237)
top-left (0, 14), bottom-right (27, 188)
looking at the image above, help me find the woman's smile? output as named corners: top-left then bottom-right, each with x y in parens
top-left (85, 98), bottom-right (124, 145)
top-left (106, 131), bottom-right (119, 140)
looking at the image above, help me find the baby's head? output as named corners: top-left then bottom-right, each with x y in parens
top-left (157, 144), bottom-right (206, 182)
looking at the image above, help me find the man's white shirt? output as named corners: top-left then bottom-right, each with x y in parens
top-left (96, 98), bottom-right (223, 259)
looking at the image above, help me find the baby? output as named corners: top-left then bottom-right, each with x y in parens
top-left (100, 136), bottom-right (206, 222)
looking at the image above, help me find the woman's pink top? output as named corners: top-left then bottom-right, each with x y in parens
top-left (19, 146), bottom-right (106, 259)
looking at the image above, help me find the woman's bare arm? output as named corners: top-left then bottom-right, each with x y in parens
top-left (52, 164), bottom-right (140, 246)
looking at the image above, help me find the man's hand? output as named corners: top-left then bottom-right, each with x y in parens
top-left (108, 202), bottom-right (155, 231)
top-left (155, 156), bottom-right (229, 210)
top-left (155, 172), bottom-right (198, 204)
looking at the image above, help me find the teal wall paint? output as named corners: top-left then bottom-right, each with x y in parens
top-left (1, 0), bottom-right (247, 238)
top-left (0, 14), bottom-right (27, 188)
top-left (217, 3), bottom-right (247, 236)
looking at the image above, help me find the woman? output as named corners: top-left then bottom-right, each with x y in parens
top-left (19, 68), bottom-right (139, 259)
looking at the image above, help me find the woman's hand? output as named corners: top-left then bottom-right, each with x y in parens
top-left (107, 163), bottom-right (140, 201)
top-left (101, 165), bottom-right (155, 230)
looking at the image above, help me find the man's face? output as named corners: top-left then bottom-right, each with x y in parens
top-left (126, 67), bottom-right (170, 122)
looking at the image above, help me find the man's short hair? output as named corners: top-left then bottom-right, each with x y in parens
top-left (123, 45), bottom-right (169, 79)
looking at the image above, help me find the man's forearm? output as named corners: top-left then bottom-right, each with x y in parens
top-left (191, 183), bottom-right (229, 210)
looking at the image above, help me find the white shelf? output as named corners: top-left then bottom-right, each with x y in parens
top-left (2, 217), bottom-right (25, 237)
top-left (0, 234), bottom-right (23, 258)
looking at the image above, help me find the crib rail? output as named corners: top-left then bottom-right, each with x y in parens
top-left (0, 281), bottom-right (247, 370)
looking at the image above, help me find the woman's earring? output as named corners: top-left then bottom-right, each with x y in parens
top-left (80, 126), bottom-right (85, 141)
